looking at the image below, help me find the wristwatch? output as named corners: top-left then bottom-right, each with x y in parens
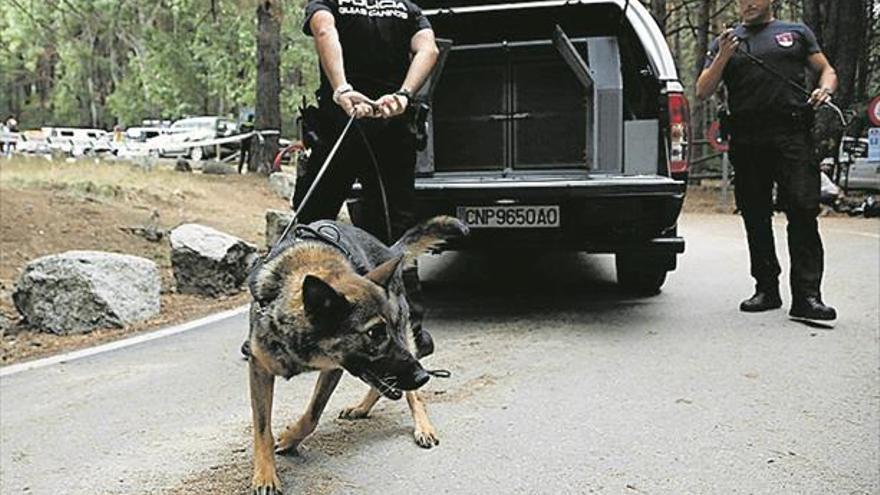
top-left (394, 89), bottom-right (412, 102)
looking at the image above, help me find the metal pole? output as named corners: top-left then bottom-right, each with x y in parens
top-left (721, 151), bottom-right (730, 211)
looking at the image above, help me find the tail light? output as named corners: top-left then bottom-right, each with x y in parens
top-left (667, 92), bottom-right (690, 175)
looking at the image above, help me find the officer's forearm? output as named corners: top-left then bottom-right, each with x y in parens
top-left (696, 59), bottom-right (726, 101)
top-left (313, 25), bottom-right (348, 90)
top-left (400, 46), bottom-right (439, 94)
top-left (817, 65), bottom-right (837, 94)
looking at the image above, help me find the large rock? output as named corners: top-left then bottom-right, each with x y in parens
top-left (169, 224), bottom-right (258, 296)
top-left (0, 313), bottom-right (10, 337)
top-left (268, 172), bottom-right (296, 200)
top-left (265, 209), bottom-right (295, 248)
top-left (12, 251), bottom-right (161, 335)
top-left (202, 162), bottom-right (236, 175)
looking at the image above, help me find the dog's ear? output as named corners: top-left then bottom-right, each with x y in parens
top-left (302, 275), bottom-right (350, 322)
top-left (365, 255), bottom-right (404, 290)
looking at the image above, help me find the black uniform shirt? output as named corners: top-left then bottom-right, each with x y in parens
top-left (705, 20), bottom-right (820, 118)
top-left (303, 0), bottom-right (432, 99)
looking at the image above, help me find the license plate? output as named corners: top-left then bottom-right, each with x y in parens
top-left (457, 205), bottom-right (560, 228)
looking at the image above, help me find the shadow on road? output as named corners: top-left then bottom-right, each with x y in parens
top-left (420, 250), bottom-right (661, 319)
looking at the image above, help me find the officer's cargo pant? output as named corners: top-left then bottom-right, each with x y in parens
top-left (729, 128), bottom-right (823, 299)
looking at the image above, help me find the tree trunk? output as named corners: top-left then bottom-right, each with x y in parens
top-left (691, 0), bottom-right (713, 154)
top-left (802, 0), bottom-right (865, 153)
top-left (651, 0), bottom-right (666, 32)
top-left (251, 0), bottom-right (283, 175)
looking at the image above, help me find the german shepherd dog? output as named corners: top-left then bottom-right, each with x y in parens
top-left (246, 216), bottom-right (468, 494)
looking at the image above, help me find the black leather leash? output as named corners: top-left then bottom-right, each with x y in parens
top-left (273, 114), bottom-right (393, 252)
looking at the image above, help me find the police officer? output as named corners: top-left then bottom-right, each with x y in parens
top-left (696, 0), bottom-right (838, 325)
top-left (297, 0), bottom-right (439, 354)
top-left (237, 114), bottom-right (254, 174)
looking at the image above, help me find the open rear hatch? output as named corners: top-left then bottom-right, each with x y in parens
top-left (415, 3), bottom-right (666, 179)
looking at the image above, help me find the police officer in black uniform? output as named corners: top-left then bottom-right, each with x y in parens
top-left (697, 0), bottom-right (838, 325)
top-left (297, 0), bottom-right (439, 353)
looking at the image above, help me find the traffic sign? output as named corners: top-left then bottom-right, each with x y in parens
top-left (868, 128), bottom-right (880, 163)
top-left (869, 95), bottom-right (880, 127)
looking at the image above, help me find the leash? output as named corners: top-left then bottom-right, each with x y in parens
top-left (273, 113), bottom-right (394, 252)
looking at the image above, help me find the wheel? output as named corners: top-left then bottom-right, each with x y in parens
top-left (189, 146), bottom-right (204, 161)
top-left (615, 253), bottom-right (669, 295)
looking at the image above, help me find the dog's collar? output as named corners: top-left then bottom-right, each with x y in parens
top-left (291, 223), bottom-right (352, 260)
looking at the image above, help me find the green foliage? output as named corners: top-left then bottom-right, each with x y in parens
top-left (1, 0), bottom-right (318, 135)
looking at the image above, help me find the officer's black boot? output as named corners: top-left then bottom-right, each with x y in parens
top-left (739, 286), bottom-right (782, 312)
top-left (403, 265), bottom-right (434, 358)
top-left (789, 296), bottom-right (837, 327)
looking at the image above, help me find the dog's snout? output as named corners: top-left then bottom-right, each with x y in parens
top-left (413, 368), bottom-right (430, 388)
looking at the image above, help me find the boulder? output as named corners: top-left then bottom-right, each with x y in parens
top-left (169, 224), bottom-right (258, 296)
top-left (0, 313), bottom-right (9, 337)
top-left (202, 162), bottom-right (236, 175)
top-left (12, 251), bottom-right (161, 335)
top-left (265, 209), bottom-right (295, 248)
top-left (268, 172), bottom-right (296, 200)
top-left (175, 158), bottom-right (192, 172)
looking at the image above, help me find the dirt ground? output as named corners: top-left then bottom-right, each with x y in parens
top-left (0, 156), bottom-right (289, 365)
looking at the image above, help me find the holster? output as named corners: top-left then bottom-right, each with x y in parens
top-left (298, 104), bottom-right (322, 150)
top-left (410, 101), bottom-right (431, 151)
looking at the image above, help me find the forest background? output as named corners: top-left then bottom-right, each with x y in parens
top-left (1, 0), bottom-right (878, 171)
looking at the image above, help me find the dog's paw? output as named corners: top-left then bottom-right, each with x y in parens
top-left (251, 472), bottom-right (282, 495)
top-left (413, 425), bottom-right (440, 449)
top-left (338, 405), bottom-right (371, 420)
top-left (273, 441), bottom-right (300, 457)
top-left (274, 431), bottom-right (304, 456)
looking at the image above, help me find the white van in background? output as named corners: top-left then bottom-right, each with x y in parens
top-left (44, 127), bottom-right (112, 156)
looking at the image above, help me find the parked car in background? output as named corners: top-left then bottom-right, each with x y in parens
top-left (124, 126), bottom-right (171, 143)
top-left (44, 127), bottom-right (112, 156)
top-left (158, 116), bottom-right (238, 161)
top-left (16, 130), bottom-right (51, 155)
top-left (837, 137), bottom-right (880, 191)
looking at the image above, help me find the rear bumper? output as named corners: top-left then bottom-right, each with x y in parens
top-left (411, 174), bottom-right (686, 252)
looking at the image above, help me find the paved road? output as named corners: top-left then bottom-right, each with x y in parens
top-left (2, 213), bottom-right (878, 495)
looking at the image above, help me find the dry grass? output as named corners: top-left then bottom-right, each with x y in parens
top-left (0, 155), bottom-right (217, 204)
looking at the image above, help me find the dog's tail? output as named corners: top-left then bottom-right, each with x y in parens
top-left (392, 216), bottom-right (469, 263)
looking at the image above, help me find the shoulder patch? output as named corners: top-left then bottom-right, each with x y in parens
top-left (775, 32), bottom-right (794, 48)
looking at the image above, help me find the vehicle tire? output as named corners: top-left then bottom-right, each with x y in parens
top-left (189, 146), bottom-right (204, 162)
top-left (615, 253), bottom-right (668, 296)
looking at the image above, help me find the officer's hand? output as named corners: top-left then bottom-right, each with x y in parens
top-left (376, 94), bottom-right (408, 119)
top-left (718, 29), bottom-right (740, 60)
top-left (337, 91), bottom-right (380, 119)
top-left (808, 87), bottom-right (832, 109)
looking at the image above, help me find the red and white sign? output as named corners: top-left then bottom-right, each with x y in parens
top-left (775, 32), bottom-right (794, 48)
top-left (706, 121), bottom-right (729, 152)
top-left (868, 95), bottom-right (880, 127)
